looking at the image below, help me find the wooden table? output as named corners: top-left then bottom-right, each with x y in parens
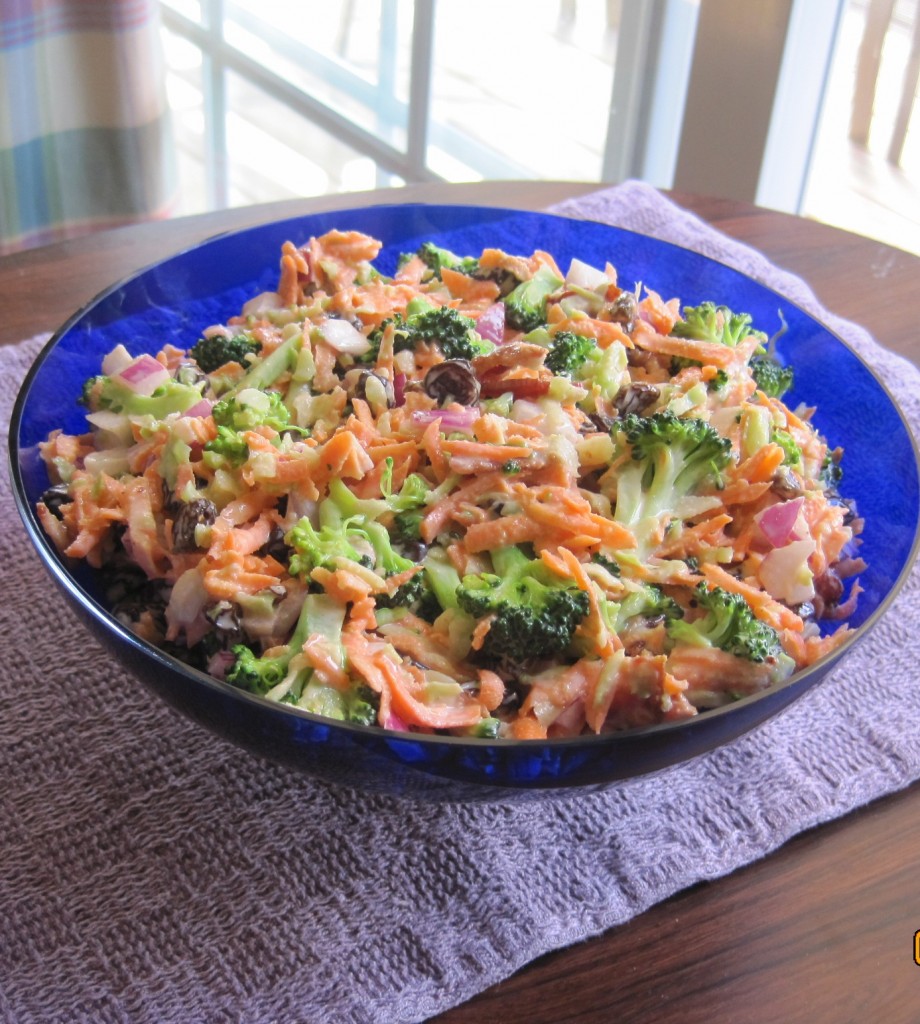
top-left (4, 183), bottom-right (918, 1023)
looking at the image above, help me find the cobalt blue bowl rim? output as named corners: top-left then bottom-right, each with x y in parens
top-left (8, 201), bottom-right (920, 769)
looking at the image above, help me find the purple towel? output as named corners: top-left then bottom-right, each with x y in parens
top-left (1, 182), bottom-right (918, 1024)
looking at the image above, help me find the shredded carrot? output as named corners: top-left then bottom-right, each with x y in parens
top-left (310, 566), bottom-right (374, 605)
top-left (441, 439), bottom-right (533, 463)
top-left (736, 443), bottom-right (786, 483)
top-left (508, 716), bottom-right (548, 740)
top-left (462, 514), bottom-right (544, 554)
top-left (548, 311), bottom-right (634, 349)
top-left (421, 472), bottom-right (509, 543)
top-left (440, 266), bottom-right (500, 306)
top-left (477, 669), bottom-right (505, 712)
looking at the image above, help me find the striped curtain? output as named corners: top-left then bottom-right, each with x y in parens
top-left (0, 0), bottom-right (176, 255)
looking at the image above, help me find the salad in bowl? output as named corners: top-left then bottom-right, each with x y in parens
top-left (34, 227), bottom-right (865, 744)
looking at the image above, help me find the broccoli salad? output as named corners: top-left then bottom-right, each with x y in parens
top-left (36, 230), bottom-right (865, 739)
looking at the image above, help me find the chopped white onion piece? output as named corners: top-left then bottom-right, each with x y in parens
top-left (83, 448), bottom-right (131, 477)
top-left (757, 537), bottom-right (816, 605)
top-left (565, 257), bottom-right (609, 291)
top-left (85, 410), bottom-right (134, 448)
top-left (241, 290), bottom-right (283, 316)
top-left (165, 567), bottom-right (211, 646)
top-left (101, 344), bottom-right (134, 376)
top-left (319, 317), bottom-right (371, 355)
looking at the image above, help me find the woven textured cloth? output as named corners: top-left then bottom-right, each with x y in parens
top-left (0, 0), bottom-right (175, 255)
top-left (2, 181), bottom-right (919, 1024)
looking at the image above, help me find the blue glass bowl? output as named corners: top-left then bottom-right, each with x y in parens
top-left (10, 204), bottom-right (920, 799)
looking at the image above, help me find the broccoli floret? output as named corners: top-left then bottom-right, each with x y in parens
top-left (97, 377), bottom-right (205, 419)
top-left (79, 375), bottom-right (107, 410)
top-left (226, 591), bottom-right (324, 694)
top-left (750, 354), bottom-right (795, 399)
top-left (384, 469), bottom-right (431, 514)
top-left (772, 428), bottom-right (802, 467)
top-left (404, 306), bottom-right (494, 361)
top-left (622, 583), bottom-right (683, 622)
top-left (544, 330), bottom-right (597, 377)
top-left (414, 588), bottom-right (443, 624)
top-left (591, 552), bottom-right (621, 576)
top-left (204, 387), bottom-right (296, 466)
top-left (288, 508), bottom-right (419, 584)
top-left (504, 265), bottom-right (564, 332)
top-left (381, 467), bottom-right (430, 542)
top-left (668, 583), bottom-right (785, 663)
top-left (294, 675), bottom-right (379, 726)
top-left (708, 368), bottom-right (729, 393)
top-left (357, 520), bottom-right (415, 577)
top-left (226, 645), bottom-right (289, 694)
top-left (819, 448), bottom-right (844, 491)
top-left (320, 475), bottom-right (431, 541)
top-left (456, 545), bottom-right (590, 663)
top-left (228, 594), bottom-right (352, 717)
top-left (671, 302), bottom-right (765, 348)
top-left (205, 425), bottom-right (250, 465)
top-left (287, 518), bottom-right (366, 578)
top-left (212, 388), bottom-right (291, 433)
top-left (403, 241), bottom-right (481, 279)
top-left (190, 334), bottom-right (261, 373)
top-left (613, 412), bottom-right (732, 530)
top-left (375, 571), bottom-right (429, 611)
top-left (392, 509), bottom-right (425, 542)
top-left (366, 305), bottom-right (493, 364)
top-left (346, 684), bottom-right (380, 726)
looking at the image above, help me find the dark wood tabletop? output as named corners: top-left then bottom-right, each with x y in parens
top-left (4, 182), bottom-right (918, 1023)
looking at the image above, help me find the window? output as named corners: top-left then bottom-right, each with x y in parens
top-left (158, 0), bottom-right (686, 215)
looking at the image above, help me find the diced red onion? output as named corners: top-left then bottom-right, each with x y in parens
top-left (551, 700), bottom-right (587, 736)
top-left (384, 711), bottom-right (410, 732)
top-left (113, 353), bottom-right (171, 396)
top-left (755, 497), bottom-right (806, 549)
top-left (181, 399), bottom-right (215, 419)
top-left (410, 407), bottom-right (478, 431)
top-left (207, 649), bottom-right (237, 681)
top-left (286, 494), bottom-right (318, 524)
top-left (319, 317), bottom-right (371, 355)
top-left (476, 302), bottom-right (506, 344)
top-left (393, 372), bottom-right (407, 407)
